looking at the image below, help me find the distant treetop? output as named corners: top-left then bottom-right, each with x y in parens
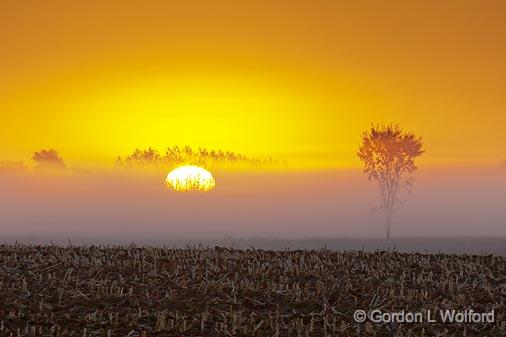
top-left (115, 146), bottom-right (283, 169)
top-left (0, 161), bottom-right (28, 173)
top-left (32, 149), bottom-right (66, 170)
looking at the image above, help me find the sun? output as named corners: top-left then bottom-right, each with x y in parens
top-left (165, 165), bottom-right (216, 192)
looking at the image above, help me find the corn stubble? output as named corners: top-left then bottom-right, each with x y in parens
top-left (0, 244), bottom-right (504, 336)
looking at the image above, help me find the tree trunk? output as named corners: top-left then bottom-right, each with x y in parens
top-left (386, 212), bottom-right (392, 240)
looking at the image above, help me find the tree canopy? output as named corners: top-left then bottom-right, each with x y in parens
top-left (32, 149), bottom-right (66, 170)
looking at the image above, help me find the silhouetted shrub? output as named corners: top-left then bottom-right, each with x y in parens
top-left (32, 149), bottom-right (66, 170)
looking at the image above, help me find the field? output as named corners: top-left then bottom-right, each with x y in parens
top-left (0, 245), bottom-right (504, 336)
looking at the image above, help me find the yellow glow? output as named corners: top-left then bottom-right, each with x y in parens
top-left (1, 1), bottom-right (506, 169)
top-left (166, 165), bottom-right (216, 192)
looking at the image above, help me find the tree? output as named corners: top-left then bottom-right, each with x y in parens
top-left (33, 149), bottom-right (66, 170)
top-left (0, 161), bottom-right (27, 173)
top-left (115, 145), bottom-right (282, 169)
top-left (358, 124), bottom-right (424, 240)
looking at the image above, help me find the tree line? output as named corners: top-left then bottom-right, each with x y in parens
top-left (114, 145), bottom-right (282, 169)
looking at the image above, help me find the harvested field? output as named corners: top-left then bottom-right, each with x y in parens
top-left (0, 244), bottom-right (504, 336)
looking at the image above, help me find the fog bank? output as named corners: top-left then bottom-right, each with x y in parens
top-left (1, 167), bottom-right (505, 241)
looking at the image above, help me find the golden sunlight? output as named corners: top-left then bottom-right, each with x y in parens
top-left (165, 165), bottom-right (216, 192)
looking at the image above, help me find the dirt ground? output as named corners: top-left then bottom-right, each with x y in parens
top-left (0, 244), bottom-right (504, 336)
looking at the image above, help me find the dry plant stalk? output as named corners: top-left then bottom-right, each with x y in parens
top-left (0, 244), bottom-right (504, 336)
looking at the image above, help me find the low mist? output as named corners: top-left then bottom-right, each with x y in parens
top-left (1, 167), bottom-right (505, 243)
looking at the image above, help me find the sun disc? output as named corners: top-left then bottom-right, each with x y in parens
top-left (165, 165), bottom-right (216, 192)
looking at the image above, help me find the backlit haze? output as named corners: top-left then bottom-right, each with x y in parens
top-left (1, 1), bottom-right (505, 243)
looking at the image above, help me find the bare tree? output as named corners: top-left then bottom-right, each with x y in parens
top-left (33, 149), bottom-right (66, 170)
top-left (358, 124), bottom-right (424, 240)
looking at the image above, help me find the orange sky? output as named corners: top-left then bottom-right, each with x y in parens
top-left (1, 0), bottom-right (505, 169)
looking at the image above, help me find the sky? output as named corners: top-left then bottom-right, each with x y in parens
top-left (1, 1), bottom-right (505, 240)
top-left (1, 0), bottom-right (505, 169)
